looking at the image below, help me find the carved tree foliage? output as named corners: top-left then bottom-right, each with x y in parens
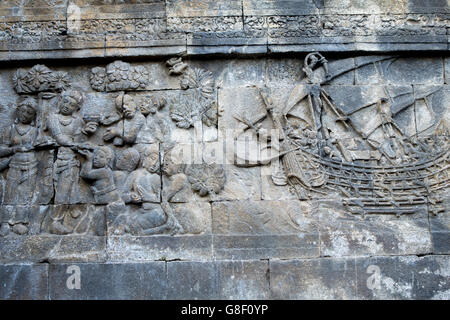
top-left (13, 65), bottom-right (71, 94)
top-left (169, 66), bottom-right (217, 128)
top-left (186, 164), bottom-right (226, 197)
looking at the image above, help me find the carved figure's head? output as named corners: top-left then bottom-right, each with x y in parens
top-left (59, 89), bottom-right (83, 115)
top-left (16, 97), bottom-right (37, 124)
top-left (162, 147), bottom-right (186, 176)
top-left (121, 94), bottom-right (138, 119)
top-left (116, 147), bottom-right (140, 172)
top-left (305, 52), bottom-right (325, 70)
top-left (142, 146), bottom-right (160, 174)
top-left (140, 94), bottom-right (166, 116)
top-left (93, 146), bottom-right (114, 169)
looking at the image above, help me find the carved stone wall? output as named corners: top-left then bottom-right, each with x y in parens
top-left (0, 1), bottom-right (449, 300)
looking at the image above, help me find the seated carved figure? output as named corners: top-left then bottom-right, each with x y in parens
top-left (79, 146), bottom-right (121, 204)
top-left (116, 148), bottom-right (161, 203)
top-left (112, 146), bottom-right (182, 235)
top-left (103, 94), bottom-right (145, 146)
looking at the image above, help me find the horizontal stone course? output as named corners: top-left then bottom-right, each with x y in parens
top-left (1, 255), bottom-right (448, 299)
top-left (0, 1), bottom-right (447, 60)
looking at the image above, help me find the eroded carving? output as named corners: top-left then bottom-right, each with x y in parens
top-left (47, 89), bottom-right (97, 205)
top-left (167, 58), bottom-right (217, 128)
top-left (186, 164), bottom-right (225, 197)
top-left (13, 65), bottom-right (71, 94)
top-left (0, 98), bottom-right (39, 235)
top-left (90, 61), bottom-right (149, 92)
top-left (103, 93), bottom-right (145, 146)
top-left (235, 52), bottom-right (449, 217)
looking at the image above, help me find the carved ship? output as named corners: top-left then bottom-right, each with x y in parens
top-left (284, 143), bottom-right (449, 216)
top-left (236, 53), bottom-right (449, 216)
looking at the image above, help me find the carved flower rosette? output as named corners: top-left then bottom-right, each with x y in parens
top-left (186, 164), bottom-right (226, 197)
top-left (13, 65), bottom-right (71, 94)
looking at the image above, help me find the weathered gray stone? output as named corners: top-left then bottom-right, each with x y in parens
top-left (317, 199), bottom-right (433, 257)
top-left (212, 200), bottom-right (319, 259)
top-left (216, 260), bottom-right (270, 299)
top-left (271, 255), bottom-right (450, 300)
top-left (0, 1), bottom-right (449, 300)
top-left (166, 260), bottom-right (270, 299)
top-left (270, 257), bottom-right (358, 299)
top-left (49, 263), bottom-right (166, 300)
top-left (355, 57), bottom-right (444, 85)
top-left (267, 59), bottom-right (304, 86)
top-left (414, 85), bottom-right (449, 134)
top-left (430, 191), bottom-right (450, 254)
top-left (355, 255), bottom-right (450, 300)
top-left (0, 236), bottom-right (106, 264)
top-left (166, 261), bottom-right (217, 299)
top-left (445, 58), bottom-right (450, 85)
top-left (107, 235), bottom-right (213, 262)
top-left (167, 0), bottom-right (243, 17)
top-left (0, 264), bottom-right (48, 300)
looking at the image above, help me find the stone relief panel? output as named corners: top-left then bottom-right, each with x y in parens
top-left (0, 58), bottom-right (224, 240)
top-left (232, 53), bottom-right (449, 220)
top-left (0, 53), bottom-right (447, 264)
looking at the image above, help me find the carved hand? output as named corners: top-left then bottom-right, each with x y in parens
top-left (101, 113), bottom-right (121, 126)
top-left (103, 127), bottom-right (118, 141)
top-left (78, 149), bottom-right (93, 159)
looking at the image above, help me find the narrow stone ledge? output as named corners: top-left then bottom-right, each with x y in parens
top-left (0, 236), bottom-right (107, 264)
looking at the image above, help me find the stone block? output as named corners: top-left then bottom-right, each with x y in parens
top-left (270, 258), bottom-right (358, 299)
top-left (167, 0), bottom-right (242, 17)
top-left (216, 260), bottom-right (270, 299)
top-left (212, 200), bottom-right (320, 259)
top-left (430, 192), bottom-right (450, 254)
top-left (107, 235), bottom-right (213, 262)
top-left (243, 0), bottom-right (319, 16)
top-left (355, 255), bottom-right (450, 300)
top-left (0, 235), bottom-right (106, 264)
top-left (166, 261), bottom-right (217, 299)
top-left (271, 255), bottom-right (450, 300)
top-left (317, 199), bottom-right (432, 257)
top-left (0, 264), bottom-right (48, 300)
top-left (355, 57), bottom-right (444, 85)
top-left (49, 262), bottom-right (166, 300)
top-left (166, 260), bottom-right (270, 299)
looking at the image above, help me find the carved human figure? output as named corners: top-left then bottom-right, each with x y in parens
top-left (113, 146), bottom-right (180, 235)
top-left (117, 146), bottom-right (161, 204)
top-left (0, 98), bottom-right (38, 235)
top-left (162, 147), bottom-right (192, 203)
top-left (137, 94), bottom-right (170, 144)
top-left (114, 147), bottom-right (141, 194)
top-left (302, 52), bottom-right (332, 146)
top-left (103, 94), bottom-right (145, 145)
top-left (79, 146), bottom-right (121, 204)
top-left (47, 89), bottom-right (97, 204)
